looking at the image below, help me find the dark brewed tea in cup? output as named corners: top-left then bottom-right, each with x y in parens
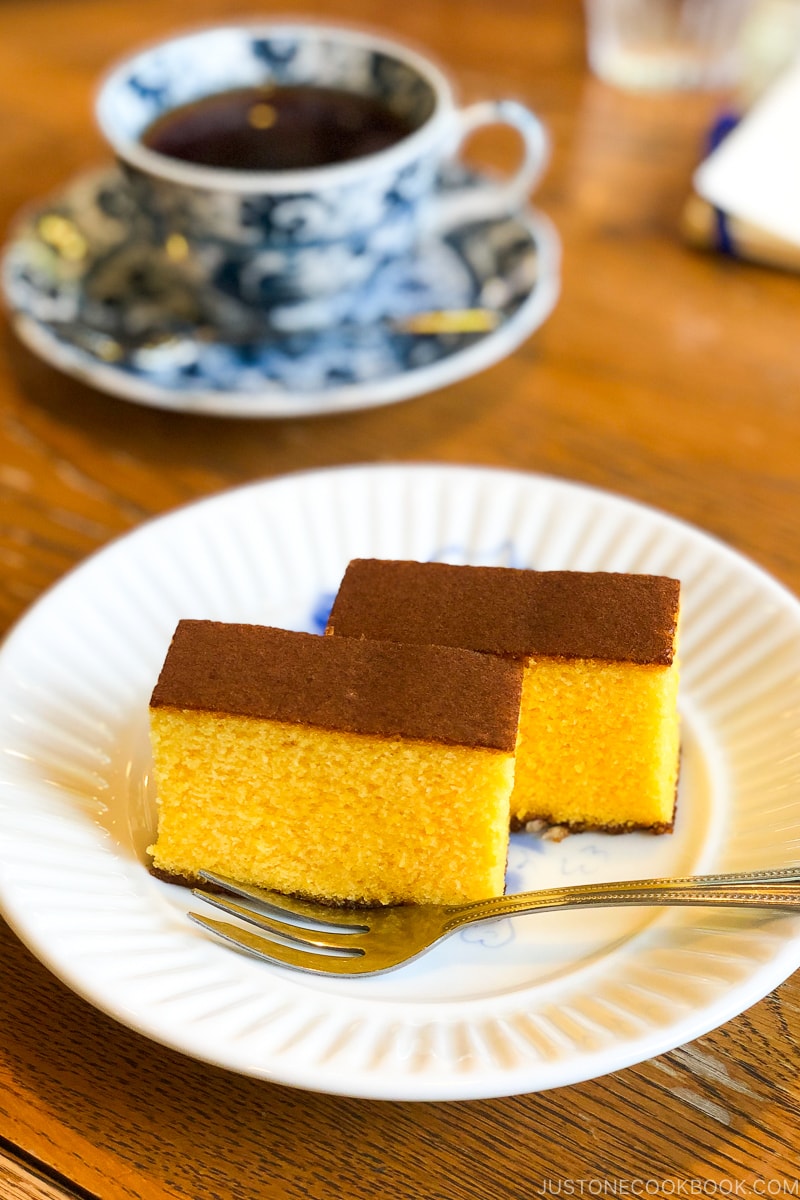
top-left (96, 21), bottom-right (547, 323)
top-left (142, 85), bottom-right (417, 171)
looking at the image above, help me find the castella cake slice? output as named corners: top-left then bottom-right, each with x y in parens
top-left (326, 561), bottom-right (681, 834)
top-left (148, 619), bottom-right (524, 906)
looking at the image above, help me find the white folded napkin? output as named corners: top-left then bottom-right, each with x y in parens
top-left (694, 54), bottom-right (800, 247)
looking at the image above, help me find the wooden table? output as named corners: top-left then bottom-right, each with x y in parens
top-left (1, 0), bottom-right (799, 1196)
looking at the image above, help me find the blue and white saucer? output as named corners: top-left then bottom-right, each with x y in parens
top-left (1, 164), bottom-right (560, 417)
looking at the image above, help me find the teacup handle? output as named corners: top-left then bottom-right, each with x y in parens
top-left (427, 99), bottom-right (549, 233)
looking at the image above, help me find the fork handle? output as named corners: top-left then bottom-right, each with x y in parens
top-left (446, 869), bottom-right (800, 929)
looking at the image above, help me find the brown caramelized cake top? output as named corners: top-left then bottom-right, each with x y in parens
top-left (326, 561), bottom-right (680, 665)
top-left (150, 620), bottom-right (523, 752)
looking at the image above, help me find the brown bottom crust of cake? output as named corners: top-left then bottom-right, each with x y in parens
top-left (510, 815), bottom-right (675, 835)
top-left (148, 863), bottom-right (409, 908)
top-left (149, 864), bottom-right (225, 891)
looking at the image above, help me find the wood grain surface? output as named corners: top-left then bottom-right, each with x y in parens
top-left (1, 1), bottom-right (799, 1197)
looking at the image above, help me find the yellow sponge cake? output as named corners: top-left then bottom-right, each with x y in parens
top-left (148, 619), bottom-right (523, 905)
top-left (327, 562), bottom-right (681, 834)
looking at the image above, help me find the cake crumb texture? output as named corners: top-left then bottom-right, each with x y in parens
top-left (327, 560), bottom-right (681, 834)
top-left (148, 619), bottom-right (522, 905)
top-left (148, 712), bottom-right (514, 906)
top-left (513, 656), bottom-right (680, 829)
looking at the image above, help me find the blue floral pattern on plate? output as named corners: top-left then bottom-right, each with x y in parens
top-left (1, 162), bottom-right (560, 417)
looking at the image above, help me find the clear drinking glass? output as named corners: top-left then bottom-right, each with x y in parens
top-left (584, 0), bottom-right (756, 89)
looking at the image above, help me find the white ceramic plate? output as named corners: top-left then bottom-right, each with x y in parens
top-left (1, 464), bottom-right (799, 1101)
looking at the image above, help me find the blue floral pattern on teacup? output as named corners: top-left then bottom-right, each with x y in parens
top-left (121, 152), bottom-right (437, 316)
top-left (97, 26), bottom-right (441, 321)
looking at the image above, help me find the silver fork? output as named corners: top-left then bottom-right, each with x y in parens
top-left (188, 866), bottom-right (800, 977)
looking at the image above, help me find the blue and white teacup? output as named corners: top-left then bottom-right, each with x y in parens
top-left (96, 22), bottom-right (549, 330)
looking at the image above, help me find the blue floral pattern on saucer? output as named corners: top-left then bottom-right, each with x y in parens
top-left (1, 163), bottom-right (560, 417)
